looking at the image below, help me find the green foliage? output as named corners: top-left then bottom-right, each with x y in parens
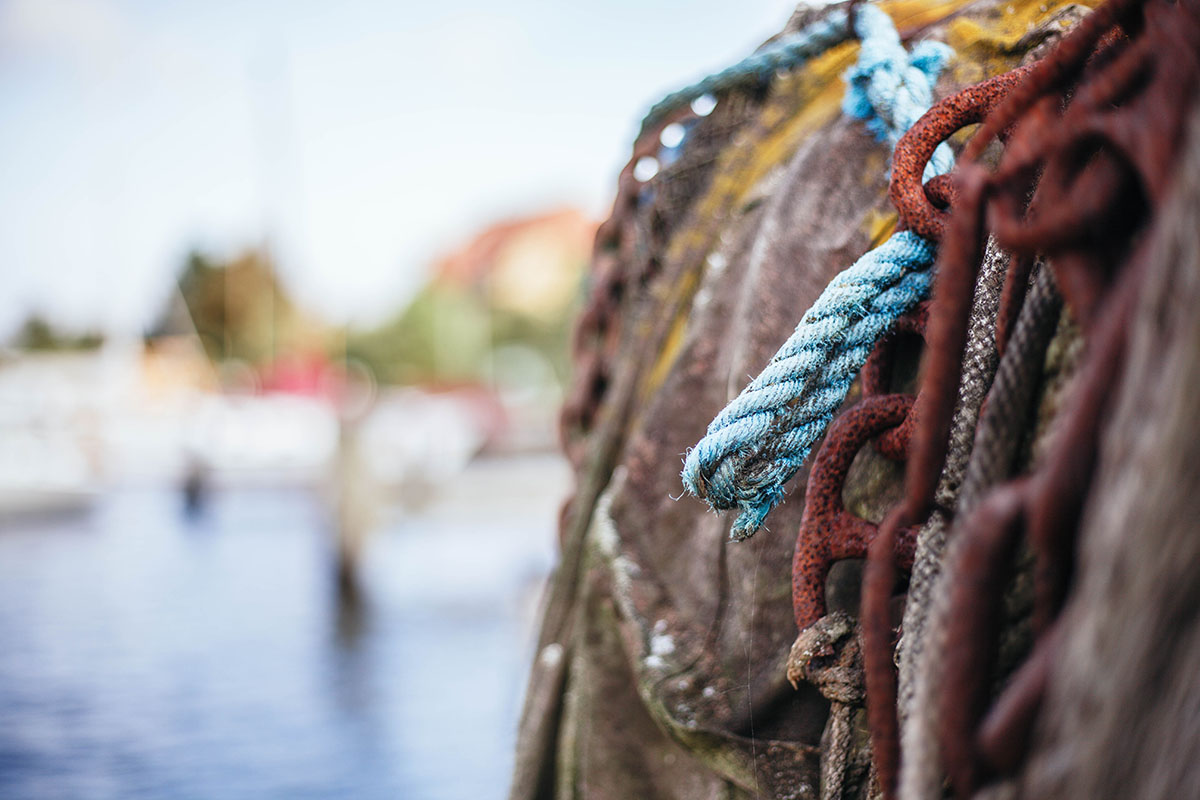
top-left (155, 228), bottom-right (585, 389)
top-left (346, 284), bottom-right (486, 385)
top-left (346, 279), bottom-right (580, 388)
top-left (489, 299), bottom-right (577, 384)
top-left (13, 314), bottom-right (105, 352)
top-left (166, 248), bottom-right (322, 366)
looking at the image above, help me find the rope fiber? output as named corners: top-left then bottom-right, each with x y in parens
top-left (639, 9), bottom-right (855, 138)
top-left (682, 5), bottom-right (954, 539)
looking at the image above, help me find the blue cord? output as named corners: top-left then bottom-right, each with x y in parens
top-left (681, 5), bottom-right (954, 539)
top-left (639, 9), bottom-right (854, 138)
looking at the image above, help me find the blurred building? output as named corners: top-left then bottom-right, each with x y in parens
top-left (434, 207), bottom-right (595, 321)
top-left (347, 207), bottom-right (596, 453)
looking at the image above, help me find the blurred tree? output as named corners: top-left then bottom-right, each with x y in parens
top-left (165, 248), bottom-right (327, 366)
top-left (155, 209), bottom-right (590, 388)
top-left (347, 208), bottom-right (592, 388)
top-left (12, 314), bottom-right (105, 351)
top-left (346, 284), bottom-right (487, 385)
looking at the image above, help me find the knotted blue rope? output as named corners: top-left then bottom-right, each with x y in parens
top-left (681, 5), bottom-right (954, 540)
top-left (683, 234), bottom-right (935, 537)
top-left (842, 5), bottom-right (955, 180)
top-left (639, 9), bottom-right (855, 138)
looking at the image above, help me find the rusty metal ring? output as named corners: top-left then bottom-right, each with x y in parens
top-left (889, 66), bottom-right (1035, 241)
top-left (792, 393), bottom-right (920, 631)
top-left (862, 303), bottom-right (929, 459)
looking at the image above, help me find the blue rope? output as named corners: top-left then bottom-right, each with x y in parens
top-left (639, 9), bottom-right (854, 138)
top-left (681, 6), bottom-right (954, 540)
top-left (682, 233), bottom-right (935, 538)
top-left (842, 5), bottom-right (955, 179)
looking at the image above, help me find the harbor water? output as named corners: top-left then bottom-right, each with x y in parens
top-left (0, 455), bottom-right (566, 800)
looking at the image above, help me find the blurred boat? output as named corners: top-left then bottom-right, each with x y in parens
top-left (0, 486), bottom-right (99, 519)
top-left (0, 427), bottom-right (100, 521)
top-left (358, 386), bottom-right (495, 510)
top-left (0, 345), bottom-right (510, 510)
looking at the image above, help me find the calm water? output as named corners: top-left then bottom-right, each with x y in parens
top-left (0, 456), bottom-right (565, 800)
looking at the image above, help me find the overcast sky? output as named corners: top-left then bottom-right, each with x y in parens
top-left (0, 0), bottom-right (802, 336)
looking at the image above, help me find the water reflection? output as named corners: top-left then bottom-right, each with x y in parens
top-left (0, 456), bottom-right (563, 800)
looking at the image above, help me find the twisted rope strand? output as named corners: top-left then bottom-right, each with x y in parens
top-left (640, 9), bottom-right (855, 138)
top-left (843, 6), bottom-right (956, 180)
top-left (682, 6), bottom-right (954, 539)
top-left (683, 232), bottom-right (935, 539)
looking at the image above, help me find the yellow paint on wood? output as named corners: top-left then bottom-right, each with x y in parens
top-left (638, 0), bottom-right (1092, 399)
top-left (880, 0), bottom-right (978, 31)
top-left (947, 0), bottom-right (1101, 80)
top-left (864, 209), bottom-right (900, 248)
